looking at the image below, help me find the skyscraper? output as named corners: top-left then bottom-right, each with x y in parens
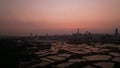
top-left (115, 28), bottom-right (118, 36)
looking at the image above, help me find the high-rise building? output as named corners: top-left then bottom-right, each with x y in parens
top-left (115, 28), bottom-right (118, 36)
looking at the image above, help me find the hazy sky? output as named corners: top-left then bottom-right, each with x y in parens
top-left (0, 0), bottom-right (120, 36)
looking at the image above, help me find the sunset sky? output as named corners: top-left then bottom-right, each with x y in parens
top-left (0, 0), bottom-right (120, 36)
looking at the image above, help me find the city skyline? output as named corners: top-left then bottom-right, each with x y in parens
top-left (0, 0), bottom-right (120, 36)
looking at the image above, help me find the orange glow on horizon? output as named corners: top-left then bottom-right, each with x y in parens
top-left (0, 0), bottom-right (120, 36)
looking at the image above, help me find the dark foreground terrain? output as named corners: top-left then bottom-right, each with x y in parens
top-left (0, 38), bottom-right (120, 68)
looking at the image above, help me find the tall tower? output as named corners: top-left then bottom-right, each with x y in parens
top-left (115, 28), bottom-right (118, 36)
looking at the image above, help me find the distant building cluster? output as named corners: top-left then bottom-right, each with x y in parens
top-left (28, 28), bottom-right (120, 44)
